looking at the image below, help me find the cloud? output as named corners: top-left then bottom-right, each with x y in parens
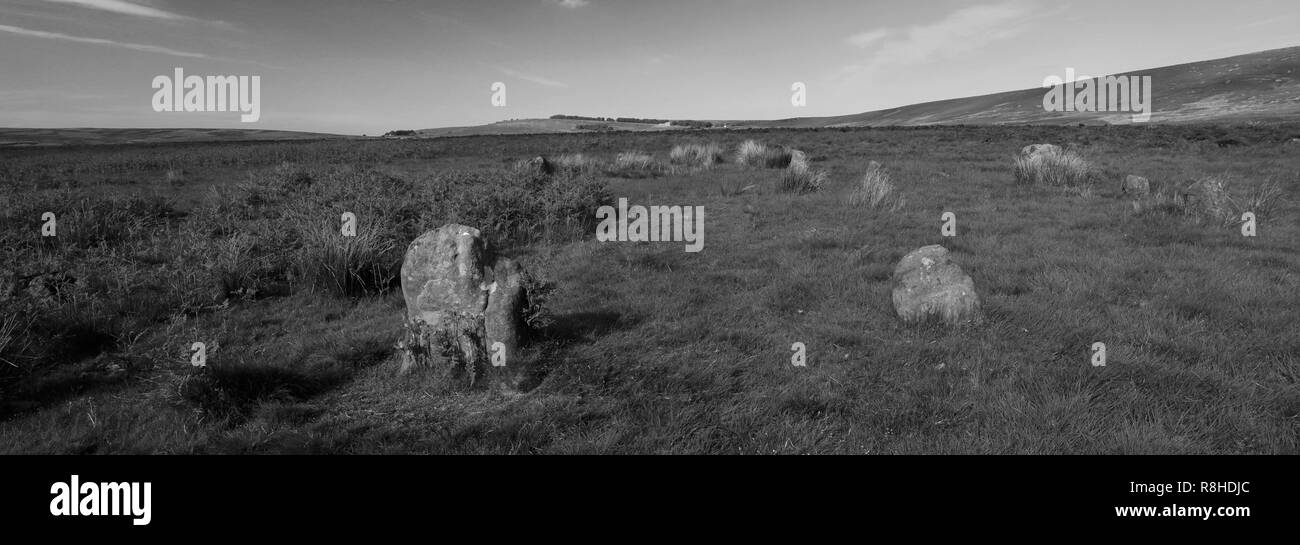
top-left (547, 0), bottom-right (590, 8)
top-left (0, 23), bottom-right (211, 58)
top-left (498, 67), bottom-right (568, 88)
top-left (41, 0), bottom-right (191, 20)
top-left (844, 2), bottom-right (1035, 72)
top-left (846, 29), bottom-right (889, 49)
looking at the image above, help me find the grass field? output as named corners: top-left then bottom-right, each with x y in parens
top-left (1, 124), bottom-right (1297, 454)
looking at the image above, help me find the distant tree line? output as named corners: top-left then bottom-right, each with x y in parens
top-left (551, 115), bottom-right (616, 122)
top-left (551, 115), bottom-right (714, 128)
top-left (383, 130), bottom-right (417, 137)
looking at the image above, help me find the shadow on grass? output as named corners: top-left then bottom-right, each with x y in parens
top-left (510, 310), bottom-right (642, 392)
top-left (179, 364), bottom-right (350, 426)
top-left (179, 338), bottom-right (393, 426)
top-left (542, 310), bottom-right (639, 342)
top-left (0, 363), bottom-right (133, 421)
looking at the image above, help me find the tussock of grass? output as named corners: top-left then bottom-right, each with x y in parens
top-left (669, 142), bottom-right (724, 169)
top-left (776, 166), bottom-right (827, 194)
top-left (848, 161), bottom-right (904, 211)
top-left (1239, 178), bottom-right (1285, 218)
top-left (165, 168), bottom-right (186, 186)
top-left (1014, 148), bottom-right (1097, 189)
top-left (292, 217), bottom-right (399, 297)
top-left (553, 153), bottom-right (603, 175)
top-left (1135, 175), bottom-right (1289, 226)
top-left (607, 151), bottom-right (664, 178)
top-left (736, 140), bottom-right (792, 168)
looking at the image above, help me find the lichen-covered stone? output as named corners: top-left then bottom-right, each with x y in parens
top-left (891, 245), bottom-right (981, 325)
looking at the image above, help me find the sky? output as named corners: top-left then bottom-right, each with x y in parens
top-left (0, 0), bottom-right (1297, 135)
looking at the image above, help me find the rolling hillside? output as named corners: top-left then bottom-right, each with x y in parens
top-left (738, 46), bottom-right (1300, 128)
top-left (412, 46), bottom-right (1300, 137)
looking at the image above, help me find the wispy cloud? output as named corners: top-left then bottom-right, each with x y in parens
top-left (41, 0), bottom-right (191, 20)
top-left (547, 0), bottom-right (590, 9)
top-left (843, 2), bottom-right (1036, 73)
top-left (498, 67), bottom-right (568, 88)
top-left (846, 29), bottom-right (889, 49)
top-left (0, 23), bottom-right (210, 58)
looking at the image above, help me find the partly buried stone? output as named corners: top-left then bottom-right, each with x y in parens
top-left (1020, 143), bottom-right (1062, 158)
top-left (1121, 175), bottom-right (1150, 196)
top-left (398, 224), bottom-right (531, 386)
top-left (515, 155), bottom-right (555, 176)
top-left (891, 245), bottom-right (982, 325)
top-left (1182, 176), bottom-right (1233, 222)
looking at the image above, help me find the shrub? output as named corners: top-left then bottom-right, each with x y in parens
top-left (437, 168), bottom-right (612, 248)
top-left (55, 194), bottom-right (179, 249)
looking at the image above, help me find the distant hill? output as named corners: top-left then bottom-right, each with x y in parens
top-left (0, 128), bottom-right (348, 147)
top-left (734, 46), bottom-right (1300, 128)
top-left (410, 118), bottom-right (684, 138)
top-left (413, 46), bottom-right (1300, 138)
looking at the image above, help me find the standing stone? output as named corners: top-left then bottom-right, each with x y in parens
top-left (397, 224), bottom-right (534, 387)
top-left (1020, 144), bottom-right (1062, 158)
top-left (401, 225), bottom-right (489, 328)
top-left (789, 150), bottom-right (809, 173)
top-left (484, 258), bottom-right (526, 366)
top-left (399, 224), bottom-right (492, 377)
top-left (1122, 175), bottom-right (1150, 196)
top-left (891, 245), bottom-right (981, 325)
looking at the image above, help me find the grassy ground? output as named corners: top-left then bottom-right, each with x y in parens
top-left (1, 125), bottom-right (1297, 454)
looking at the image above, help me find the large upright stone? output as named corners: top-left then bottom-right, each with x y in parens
top-left (398, 224), bottom-right (533, 386)
top-left (891, 245), bottom-right (981, 325)
top-left (401, 224), bottom-right (489, 328)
